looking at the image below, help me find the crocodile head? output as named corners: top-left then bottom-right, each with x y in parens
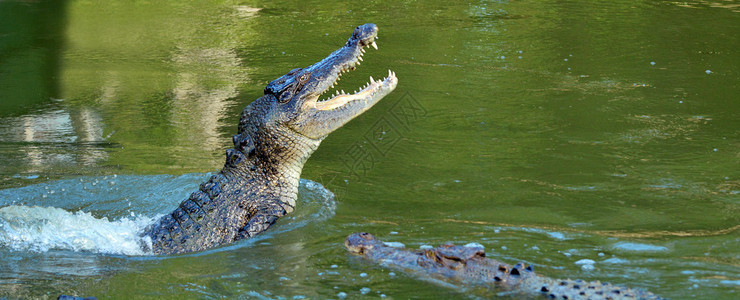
top-left (345, 232), bottom-right (381, 255)
top-left (230, 24), bottom-right (398, 213)
top-left (246, 23), bottom-right (398, 141)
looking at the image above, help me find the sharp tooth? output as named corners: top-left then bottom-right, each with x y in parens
top-left (369, 76), bottom-right (374, 83)
top-left (371, 41), bottom-right (378, 50)
top-left (358, 56), bottom-right (363, 61)
top-left (341, 90), bottom-right (345, 94)
top-left (388, 69), bottom-right (392, 78)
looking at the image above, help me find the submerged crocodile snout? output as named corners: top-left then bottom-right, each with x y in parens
top-left (345, 232), bottom-right (378, 254)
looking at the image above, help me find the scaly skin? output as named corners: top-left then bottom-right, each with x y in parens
top-left (140, 24), bottom-right (398, 255)
top-left (345, 233), bottom-right (664, 300)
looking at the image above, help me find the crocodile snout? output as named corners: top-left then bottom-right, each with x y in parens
top-left (345, 232), bottom-right (377, 254)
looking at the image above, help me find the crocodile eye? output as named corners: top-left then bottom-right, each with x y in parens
top-left (298, 73), bottom-right (310, 83)
top-left (278, 90), bottom-right (292, 103)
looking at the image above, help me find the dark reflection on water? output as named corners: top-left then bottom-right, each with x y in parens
top-left (0, 0), bottom-right (738, 299)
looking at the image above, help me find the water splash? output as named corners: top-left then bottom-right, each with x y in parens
top-left (0, 175), bottom-right (336, 256)
top-left (0, 205), bottom-right (156, 255)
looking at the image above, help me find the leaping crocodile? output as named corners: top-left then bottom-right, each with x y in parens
top-left (345, 233), bottom-right (664, 299)
top-left (141, 24), bottom-right (398, 255)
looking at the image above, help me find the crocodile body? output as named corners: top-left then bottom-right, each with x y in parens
top-left (141, 24), bottom-right (398, 255)
top-left (345, 233), bottom-right (664, 300)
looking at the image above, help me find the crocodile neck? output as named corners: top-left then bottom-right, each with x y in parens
top-left (225, 117), bottom-right (323, 213)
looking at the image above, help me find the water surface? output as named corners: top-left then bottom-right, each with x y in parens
top-left (0, 0), bottom-right (738, 299)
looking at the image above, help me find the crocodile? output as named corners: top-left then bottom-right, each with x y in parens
top-left (345, 233), bottom-right (664, 299)
top-left (141, 24), bottom-right (398, 255)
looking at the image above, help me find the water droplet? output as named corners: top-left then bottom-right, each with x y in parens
top-left (575, 259), bottom-right (596, 265)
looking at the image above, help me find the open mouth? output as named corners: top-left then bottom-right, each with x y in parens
top-left (315, 37), bottom-right (397, 111)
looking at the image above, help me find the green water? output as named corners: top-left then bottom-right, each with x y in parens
top-left (0, 0), bottom-right (738, 299)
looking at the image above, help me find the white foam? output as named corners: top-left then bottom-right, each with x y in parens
top-left (603, 257), bottom-right (628, 264)
top-left (463, 242), bottom-right (484, 249)
top-left (383, 242), bottom-right (405, 248)
top-left (0, 205), bottom-right (155, 255)
top-left (574, 259), bottom-right (595, 265)
top-left (612, 242), bottom-right (668, 252)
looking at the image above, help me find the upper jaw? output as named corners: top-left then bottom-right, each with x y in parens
top-left (302, 23), bottom-right (394, 111)
top-left (290, 24), bottom-right (398, 139)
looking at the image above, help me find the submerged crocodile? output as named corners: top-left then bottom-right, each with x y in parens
top-left (345, 233), bottom-right (664, 299)
top-left (141, 24), bottom-right (398, 255)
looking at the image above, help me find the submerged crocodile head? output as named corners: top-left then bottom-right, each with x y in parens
top-left (345, 232), bottom-right (382, 254)
top-left (345, 233), bottom-right (665, 299)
